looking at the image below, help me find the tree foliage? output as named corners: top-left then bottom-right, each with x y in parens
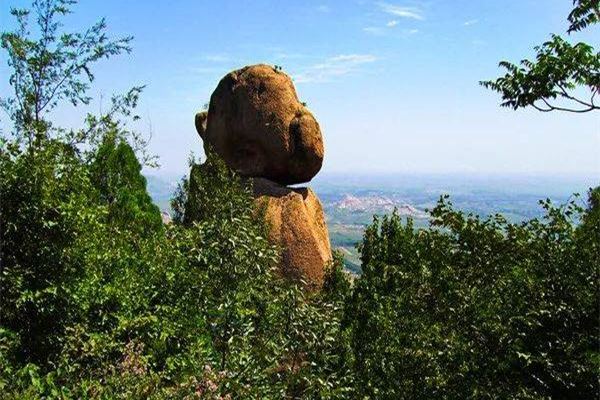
top-left (0, 0), bottom-right (133, 147)
top-left (345, 194), bottom-right (599, 399)
top-left (0, 141), bottom-right (352, 398)
top-left (180, 151), bottom-right (255, 228)
top-left (89, 131), bottom-right (162, 234)
top-left (568, 0), bottom-right (600, 33)
top-left (1, 0), bottom-right (598, 398)
top-left (0, 140), bottom-right (102, 367)
top-left (481, 1), bottom-right (599, 113)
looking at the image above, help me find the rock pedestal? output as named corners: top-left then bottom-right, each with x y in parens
top-left (252, 178), bottom-right (331, 287)
top-left (196, 64), bottom-right (331, 287)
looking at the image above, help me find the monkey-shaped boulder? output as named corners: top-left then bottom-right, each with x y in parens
top-left (196, 64), bottom-right (324, 185)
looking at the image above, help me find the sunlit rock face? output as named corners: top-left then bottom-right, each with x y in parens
top-left (252, 177), bottom-right (331, 288)
top-left (196, 64), bottom-right (330, 288)
top-left (195, 64), bottom-right (324, 186)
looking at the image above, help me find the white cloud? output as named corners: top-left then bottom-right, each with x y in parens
top-left (378, 2), bottom-right (424, 20)
top-left (203, 54), bottom-right (230, 63)
top-left (365, 20), bottom-right (420, 36)
top-left (188, 66), bottom-right (225, 74)
top-left (329, 54), bottom-right (378, 63)
top-left (363, 26), bottom-right (385, 35)
top-left (294, 54), bottom-right (378, 83)
top-left (463, 19), bottom-right (478, 26)
top-left (316, 4), bottom-right (330, 12)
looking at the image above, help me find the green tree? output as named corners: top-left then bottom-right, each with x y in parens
top-left (0, 0), bottom-right (151, 378)
top-left (567, 0), bottom-right (600, 33)
top-left (171, 156), bottom-right (354, 399)
top-left (481, 0), bottom-right (599, 113)
top-left (345, 195), bottom-right (599, 399)
top-left (0, 141), bottom-right (102, 367)
top-left (89, 130), bottom-right (162, 234)
top-left (0, 0), bottom-right (134, 147)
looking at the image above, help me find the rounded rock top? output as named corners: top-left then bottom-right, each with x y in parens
top-left (195, 64), bottom-right (324, 185)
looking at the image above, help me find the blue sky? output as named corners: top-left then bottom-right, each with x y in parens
top-left (1, 0), bottom-right (599, 178)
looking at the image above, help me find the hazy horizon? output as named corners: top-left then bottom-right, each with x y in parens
top-left (146, 169), bottom-right (598, 200)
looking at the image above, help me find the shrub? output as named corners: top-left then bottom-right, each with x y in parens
top-left (345, 192), bottom-right (599, 399)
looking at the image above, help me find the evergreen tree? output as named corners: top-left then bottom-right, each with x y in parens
top-left (89, 129), bottom-right (162, 235)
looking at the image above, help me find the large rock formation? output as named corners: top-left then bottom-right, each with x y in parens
top-left (253, 178), bottom-right (331, 287)
top-left (195, 64), bottom-right (324, 186)
top-left (195, 64), bottom-right (331, 287)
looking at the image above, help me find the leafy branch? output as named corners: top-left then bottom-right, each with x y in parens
top-left (481, 36), bottom-right (600, 113)
top-left (0, 0), bottom-right (132, 146)
top-left (568, 0), bottom-right (600, 33)
top-left (481, 0), bottom-right (599, 113)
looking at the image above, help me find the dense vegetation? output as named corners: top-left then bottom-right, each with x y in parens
top-left (345, 193), bottom-right (599, 399)
top-left (1, 0), bottom-right (598, 398)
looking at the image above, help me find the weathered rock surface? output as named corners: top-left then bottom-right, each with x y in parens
top-left (193, 64), bottom-right (332, 287)
top-left (195, 64), bottom-right (324, 185)
top-left (252, 178), bottom-right (331, 287)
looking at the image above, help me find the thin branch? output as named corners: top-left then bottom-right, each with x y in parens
top-left (556, 83), bottom-right (595, 108)
top-left (532, 103), bottom-right (553, 112)
top-left (539, 97), bottom-right (595, 113)
top-left (589, 87), bottom-right (597, 107)
top-left (37, 26), bottom-right (94, 113)
top-left (38, 62), bottom-right (83, 113)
